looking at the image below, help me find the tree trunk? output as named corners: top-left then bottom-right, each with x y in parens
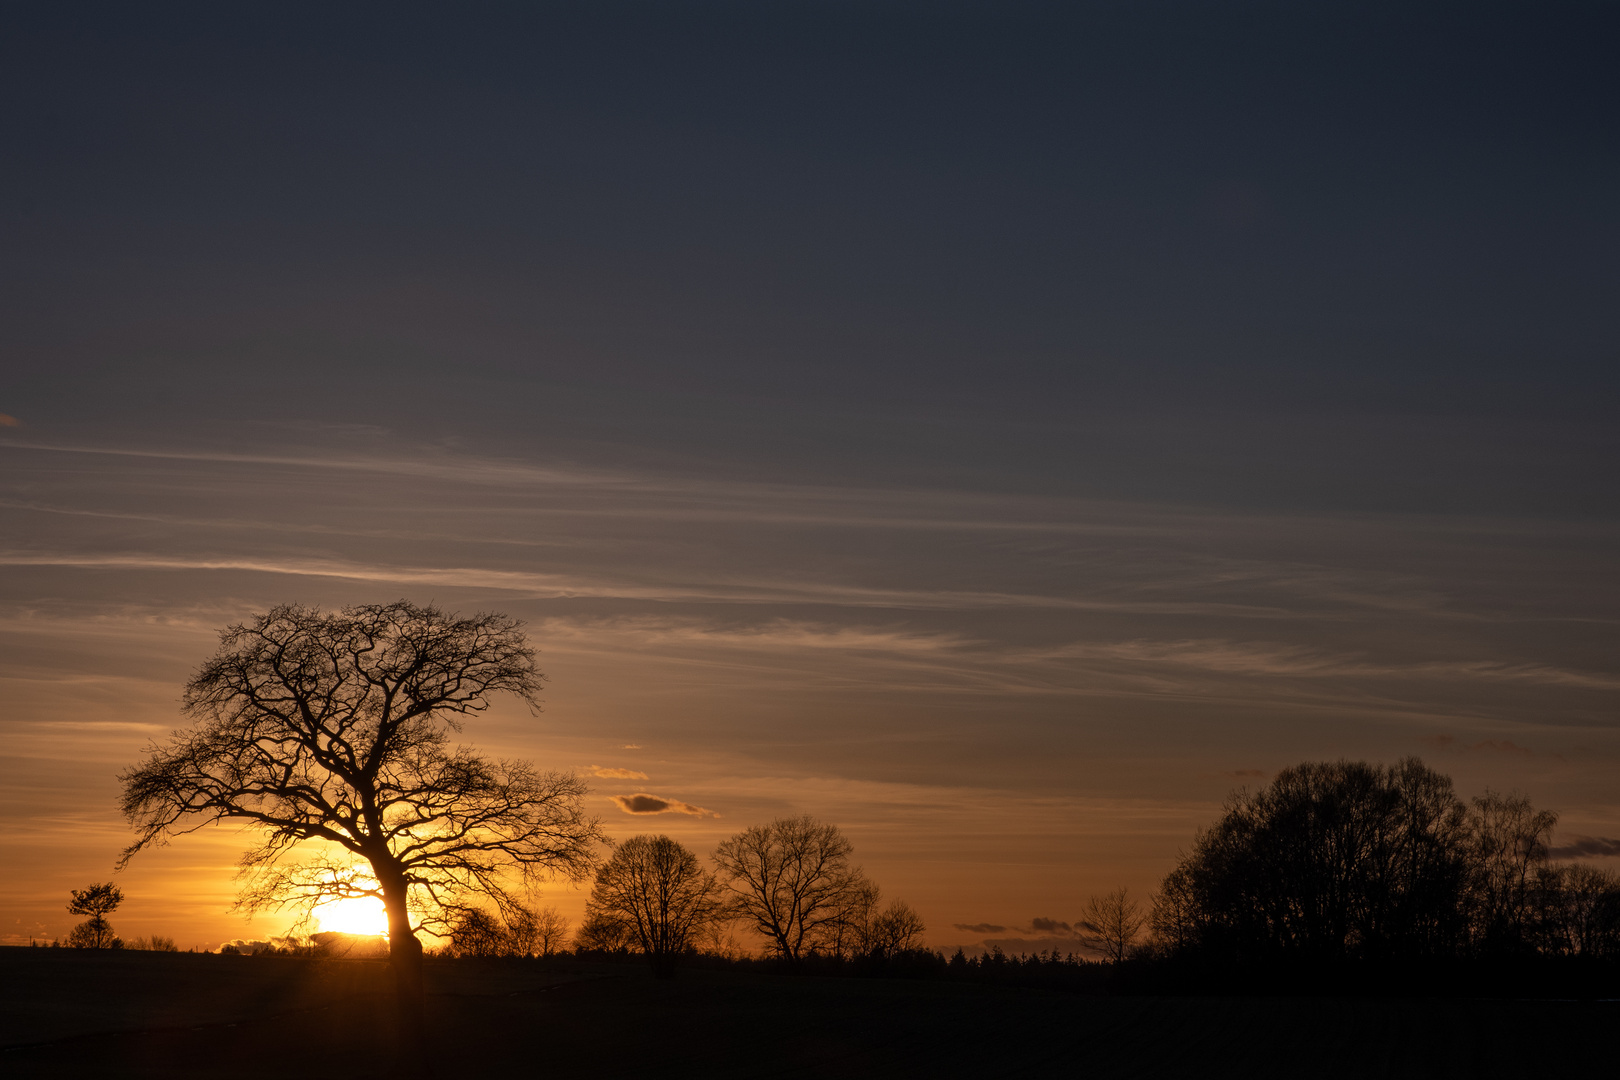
top-left (376, 864), bottom-right (426, 1053)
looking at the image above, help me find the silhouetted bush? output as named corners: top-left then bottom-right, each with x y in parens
top-left (127, 935), bottom-right (179, 951)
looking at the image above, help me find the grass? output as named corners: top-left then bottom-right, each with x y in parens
top-left (2, 946), bottom-right (1613, 1078)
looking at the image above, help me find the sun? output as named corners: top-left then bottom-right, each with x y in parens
top-left (311, 895), bottom-right (389, 936)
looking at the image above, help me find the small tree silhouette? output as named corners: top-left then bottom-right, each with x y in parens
top-left (67, 883), bottom-right (124, 949)
top-left (861, 899), bottom-right (928, 960)
top-left (530, 905), bottom-right (570, 957)
top-left (1079, 887), bottom-right (1146, 963)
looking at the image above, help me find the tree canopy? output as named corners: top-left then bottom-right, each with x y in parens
top-left (1149, 758), bottom-right (1595, 964)
top-left (118, 601), bottom-right (605, 1010)
top-left (1153, 759), bottom-right (1475, 962)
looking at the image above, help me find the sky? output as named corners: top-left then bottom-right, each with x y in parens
top-left (2, 1), bottom-right (1618, 954)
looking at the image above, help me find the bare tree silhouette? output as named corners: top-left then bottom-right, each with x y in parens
top-left (447, 899), bottom-right (566, 957)
top-left (713, 815), bottom-right (866, 963)
top-left (583, 834), bottom-right (726, 975)
top-left (861, 899), bottom-right (928, 960)
top-left (447, 907), bottom-right (514, 957)
top-left (529, 905), bottom-right (571, 957)
top-left (574, 907), bottom-right (637, 953)
top-left (1470, 791), bottom-right (1558, 953)
top-left (822, 877), bottom-right (881, 960)
top-left (66, 883), bottom-right (123, 949)
top-left (1079, 887), bottom-right (1145, 963)
top-left (117, 601), bottom-right (606, 1023)
top-left (1532, 863), bottom-right (1620, 958)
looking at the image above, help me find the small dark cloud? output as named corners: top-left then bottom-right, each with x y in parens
top-left (952, 923), bottom-right (1006, 934)
top-left (1548, 836), bottom-right (1620, 860)
top-left (1029, 917), bottom-right (1073, 935)
top-left (1421, 734), bottom-right (1457, 749)
top-left (612, 792), bottom-right (716, 818)
top-left (1227, 769), bottom-right (1265, 779)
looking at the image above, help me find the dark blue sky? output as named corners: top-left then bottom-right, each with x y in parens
top-left (3, 3), bottom-right (1619, 949)
top-left (4, 1), bottom-right (1617, 511)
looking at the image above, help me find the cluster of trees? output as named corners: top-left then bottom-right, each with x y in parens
top-left (1151, 758), bottom-right (1620, 965)
top-left (713, 816), bottom-right (925, 966)
top-left (447, 817), bottom-right (926, 977)
top-left (114, 603), bottom-right (924, 1002)
top-left (446, 903), bottom-right (571, 959)
top-left (107, 603), bottom-right (1620, 1011)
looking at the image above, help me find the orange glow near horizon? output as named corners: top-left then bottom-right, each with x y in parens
top-left (312, 895), bottom-right (389, 937)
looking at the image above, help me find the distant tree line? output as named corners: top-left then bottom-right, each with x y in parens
top-left (66, 750), bottom-right (1620, 997)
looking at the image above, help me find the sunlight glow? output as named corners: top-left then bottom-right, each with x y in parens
top-left (311, 895), bottom-right (389, 936)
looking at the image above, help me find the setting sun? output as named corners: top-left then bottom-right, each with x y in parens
top-left (311, 896), bottom-right (389, 937)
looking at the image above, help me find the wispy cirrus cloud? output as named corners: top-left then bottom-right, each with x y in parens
top-left (0, 550), bottom-right (1299, 617)
top-left (1032, 638), bottom-right (1620, 691)
top-left (536, 615), bottom-right (971, 656)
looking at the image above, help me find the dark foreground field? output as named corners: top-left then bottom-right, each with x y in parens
top-left (2, 947), bottom-right (1612, 1079)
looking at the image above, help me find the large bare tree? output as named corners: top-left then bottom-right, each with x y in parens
top-left (118, 601), bottom-right (604, 1018)
top-left (712, 815), bottom-right (866, 963)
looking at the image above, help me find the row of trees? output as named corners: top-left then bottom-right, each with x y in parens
top-left (445, 903), bottom-right (571, 958)
top-left (114, 602), bottom-right (928, 1007)
top-left (452, 817), bottom-right (926, 976)
top-left (109, 603), bottom-right (1618, 1018)
top-left (1149, 758), bottom-right (1620, 964)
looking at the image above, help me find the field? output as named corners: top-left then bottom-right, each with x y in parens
top-left (1, 946), bottom-right (1613, 1078)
